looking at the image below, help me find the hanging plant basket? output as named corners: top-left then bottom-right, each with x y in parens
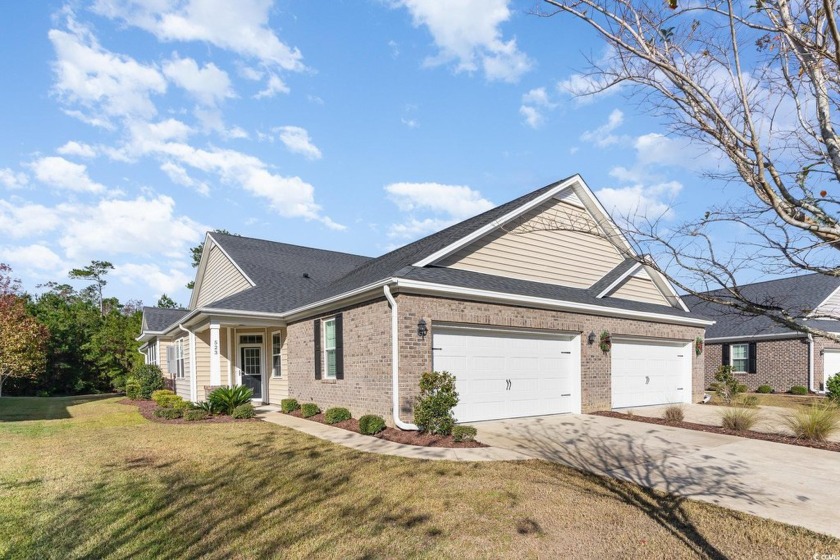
top-left (599, 330), bottom-right (612, 353)
top-left (695, 337), bottom-right (704, 356)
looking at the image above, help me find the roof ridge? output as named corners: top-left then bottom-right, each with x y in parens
top-left (210, 231), bottom-right (372, 260)
top-left (691, 272), bottom-right (837, 297)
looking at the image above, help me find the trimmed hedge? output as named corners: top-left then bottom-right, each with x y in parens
top-left (232, 403), bottom-right (256, 419)
top-left (281, 399), bottom-right (300, 413)
top-left (184, 409), bottom-right (209, 422)
top-left (154, 407), bottom-right (183, 420)
top-left (452, 425), bottom-right (477, 442)
top-left (359, 414), bottom-right (386, 435)
top-left (125, 379), bottom-right (141, 400)
top-left (756, 385), bottom-right (773, 394)
top-left (324, 407), bottom-right (351, 424)
top-left (301, 403), bottom-right (320, 418)
top-left (790, 385), bottom-right (809, 395)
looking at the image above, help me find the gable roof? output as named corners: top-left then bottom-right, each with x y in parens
top-left (683, 274), bottom-right (840, 339)
top-left (142, 307), bottom-right (190, 333)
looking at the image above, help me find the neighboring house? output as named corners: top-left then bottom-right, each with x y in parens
top-left (138, 175), bottom-right (712, 425)
top-left (684, 274), bottom-right (840, 394)
top-left (138, 306), bottom-right (190, 375)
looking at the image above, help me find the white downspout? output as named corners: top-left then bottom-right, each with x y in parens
top-left (384, 285), bottom-right (418, 431)
top-left (807, 334), bottom-right (816, 393)
top-left (179, 324), bottom-right (197, 402)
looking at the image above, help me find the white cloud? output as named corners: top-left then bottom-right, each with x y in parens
top-left (0, 200), bottom-right (64, 238)
top-left (580, 109), bottom-right (625, 147)
top-left (163, 55), bottom-right (233, 105)
top-left (596, 181), bottom-right (683, 221)
top-left (92, 0), bottom-right (305, 71)
top-left (396, 0), bottom-right (531, 82)
top-left (160, 161), bottom-right (210, 195)
top-left (0, 244), bottom-right (65, 272)
top-left (385, 182), bottom-right (494, 239)
top-left (49, 19), bottom-right (167, 123)
top-left (556, 47), bottom-right (624, 105)
top-left (113, 262), bottom-right (193, 296)
top-left (276, 126), bottom-right (322, 160)
top-left (0, 168), bottom-right (28, 189)
top-left (29, 156), bottom-right (107, 193)
top-left (57, 141), bottom-right (97, 158)
top-left (519, 87), bottom-right (557, 129)
top-left (254, 74), bottom-right (289, 98)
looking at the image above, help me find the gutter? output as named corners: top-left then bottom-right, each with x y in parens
top-left (383, 284), bottom-right (418, 431)
top-left (808, 333), bottom-right (816, 393)
top-left (178, 324), bottom-right (197, 402)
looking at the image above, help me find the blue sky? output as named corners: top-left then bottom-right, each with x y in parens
top-left (0, 0), bottom-right (732, 307)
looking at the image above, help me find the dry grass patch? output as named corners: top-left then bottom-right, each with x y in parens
top-left (0, 396), bottom-right (837, 559)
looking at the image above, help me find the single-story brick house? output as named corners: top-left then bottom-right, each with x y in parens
top-left (683, 275), bottom-right (840, 394)
top-left (138, 175), bottom-right (712, 426)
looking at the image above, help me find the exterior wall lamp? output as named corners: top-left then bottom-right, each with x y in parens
top-left (417, 319), bottom-right (428, 340)
top-left (587, 331), bottom-right (597, 345)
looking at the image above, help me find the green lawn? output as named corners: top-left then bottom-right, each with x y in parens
top-left (0, 396), bottom-right (836, 559)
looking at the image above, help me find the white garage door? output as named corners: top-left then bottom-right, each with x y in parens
top-left (823, 350), bottom-right (840, 392)
top-left (432, 327), bottom-right (580, 423)
top-left (611, 339), bottom-right (691, 409)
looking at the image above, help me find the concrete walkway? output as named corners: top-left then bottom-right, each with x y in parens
top-left (255, 407), bottom-right (531, 462)
top-left (474, 414), bottom-right (840, 539)
top-left (624, 403), bottom-right (840, 442)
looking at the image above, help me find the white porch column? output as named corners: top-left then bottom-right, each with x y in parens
top-left (210, 319), bottom-right (221, 386)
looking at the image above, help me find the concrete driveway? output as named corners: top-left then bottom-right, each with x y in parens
top-left (474, 413), bottom-right (840, 539)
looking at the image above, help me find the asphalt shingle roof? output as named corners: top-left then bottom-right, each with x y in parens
top-left (682, 274), bottom-right (840, 338)
top-left (142, 307), bottom-right (189, 332)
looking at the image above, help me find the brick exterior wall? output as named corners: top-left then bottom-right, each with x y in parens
top-left (286, 293), bottom-right (705, 423)
top-left (704, 338), bottom-right (810, 392)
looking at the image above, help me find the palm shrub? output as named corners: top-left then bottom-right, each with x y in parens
top-left (130, 364), bottom-right (165, 399)
top-left (720, 407), bottom-right (760, 431)
top-left (125, 379), bottom-right (141, 400)
top-left (208, 385), bottom-right (253, 415)
top-left (301, 403), bottom-right (320, 418)
top-left (710, 365), bottom-right (742, 405)
top-left (191, 401), bottom-right (217, 414)
top-left (324, 407), bottom-right (351, 424)
top-left (827, 375), bottom-right (840, 405)
top-left (414, 370), bottom-right (459, 435)
top-left (359, 414), bottom-right (386, 435)
top-left (784, 403), bottom-right (840, 441)
top-left (232, 403), bottom-right (256, 419)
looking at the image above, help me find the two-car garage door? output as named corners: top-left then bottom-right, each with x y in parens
top-left (432, 327), bottom-right (581, 423)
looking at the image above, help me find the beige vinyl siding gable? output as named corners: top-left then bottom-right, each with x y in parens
top-left (815, 287), bottom-right (840, 319)
top-left (195, 243), bottom-right (252, 308)
top-left (438, 198), bottom-right (624, 289)
top-left (607, 269), bottom-right (671, 306)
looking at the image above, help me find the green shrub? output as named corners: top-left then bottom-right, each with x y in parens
top-left (756, 384), bottom-right (773, 394)
top-left (324, 407), bottom-right (351, 424)
top-left (784, 403), bottom-right (839, 441)
top-left (184, 409), bottom-right (209, 422)
top-left (125, 378), bottom-right (141, 400)
top-left (281, 398), bottom-right (300, 413)
top-left (720, 407), bottom-right (760, 431)
top-left (736, 383), bottom-right (749, 394)
top-left (151, 389), bottom-right (175, 405)
top-left (452, 425), bottom-right (477, 442)
top-left (827, 374), bottom-right (840, 405)
top-left (232, 403), bottom-right (256, 419)
top-left (191, 401), bottom-right (217, 414)
top-left (154, 407), bottom-right (183, 420)
top-left (208, 385), bottom-right (253, 415)
top-left (740, 396), bottom-right (759, 408)
top-left (789, 385), bottom-right (808, 395)
top-left (301, 403), bottom-right (320, 418)
top-left (359, 414), bottom-right (386, 435)
top-left (663, 404), bottom-right (685, 423)
top-left (414, 370), bottom-right (459, 435)
top-left (710, 365), bottom-right (743, 405)
top-left (130, 364), bottom-right (165, 399)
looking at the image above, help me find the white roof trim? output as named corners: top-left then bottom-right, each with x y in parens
top-left (596, 262), bottom-right (643, 298)
top-left (706, 332), bottom-right (805, 342)
top-left (393, 278), bottom-right (714, 327)
top-left (412, 175), bottom-right (636, 268)
top-left (188, 233), bottom-right (256, 310)
top-left (161, 307), bottom-right (285, 336)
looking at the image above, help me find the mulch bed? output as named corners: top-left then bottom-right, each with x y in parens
top-left (287, 410), bottom-right (486, 448)
top-left (119, 398), bottom-right (259, 424)
top-left (593, 410), bottom-right (840, 453)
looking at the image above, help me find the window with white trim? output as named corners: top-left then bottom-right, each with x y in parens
top-left (324, 318), bottom-right (337, 379)
top-left (176, 339), bottom-right (185, 378)
top-left (271, 333), bottom-right (282, 378)
top-left (731, 343), bottom-right (748, 372)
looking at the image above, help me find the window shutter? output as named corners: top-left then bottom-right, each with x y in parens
top-left (748, 342), bottom-right (757, 373)
top-left (334, 313), bottom-right (344, 380)
top-left (722, 344), bottom-right (730, 366)
top-left (167, 346), bottom-right (176, 375)
top-left (314, 319), bottom-right (321, 380)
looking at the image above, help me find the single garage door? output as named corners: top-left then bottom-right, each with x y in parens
top-left (823, 350), bottom-right (840, 392)
top-left (611, 339), bottom-right (691, 409)
top-left (432, 327), bottom-right (580, 423)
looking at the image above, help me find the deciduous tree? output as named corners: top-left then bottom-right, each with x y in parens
top-left (0, 264), bottom-right (48, 397)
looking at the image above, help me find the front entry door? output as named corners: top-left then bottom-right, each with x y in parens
top-left (240, 344), bottom-right (263, 399)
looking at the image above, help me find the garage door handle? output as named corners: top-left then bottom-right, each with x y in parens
top-left (432, 347), bottom-right (442, 351)
top-left (561, 393), bottom-right (571, 397)
top-left (677, 387), bottom-right (684, 391)
top-left (645, 376), bottom-right (650, 385)
top-left (506, 379), bottom-right (511, 390)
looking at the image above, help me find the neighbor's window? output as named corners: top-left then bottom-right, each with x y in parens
top-left (731, 343), bottom-right (748, 372)
top-left (272, 333), bottom-right (282, 378)
top-left (324, 318), bottom-right (337, 379)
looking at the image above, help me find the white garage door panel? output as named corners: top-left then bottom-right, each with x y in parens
top-left (823, 350), bottom-right (840, 391)
top-left (433, 328), bottom-right (580, 422)
top-left (611, 340), bottom-right (691, 409)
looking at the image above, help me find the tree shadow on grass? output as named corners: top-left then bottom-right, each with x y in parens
top-left (481, 415), bottom-right (774, 560)
top-left (0, 394), bottom-right (117, 422)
